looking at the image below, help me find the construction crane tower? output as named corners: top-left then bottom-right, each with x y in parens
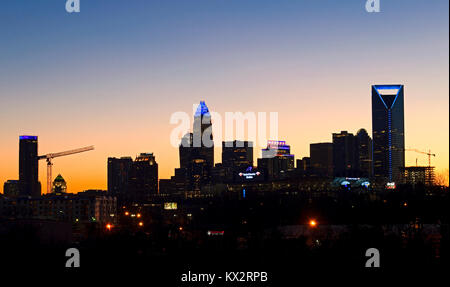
top-left (38, 146), bottom-right (94, 194)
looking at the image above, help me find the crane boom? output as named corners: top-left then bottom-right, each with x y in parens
top-left (404, 148), bottom-right (436, 168)
top-left (37, 145), bottom-right (94, 194)
top-left (38, 146), bottom-right (94, 160)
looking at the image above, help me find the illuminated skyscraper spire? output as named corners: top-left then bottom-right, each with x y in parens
top-left (194, 100), bottom-right (210, 117)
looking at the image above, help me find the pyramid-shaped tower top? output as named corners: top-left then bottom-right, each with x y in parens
top-left (53, 174), bottom-right (66, 183)
top-left (194, 101), bottom-right (210, 117)
top-left (372, 85), bottom-right (403, 110)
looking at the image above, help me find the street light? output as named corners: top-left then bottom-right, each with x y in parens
top-left (309, 219), bottom-right (317, 228)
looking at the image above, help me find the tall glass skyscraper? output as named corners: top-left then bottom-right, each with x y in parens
top-left (19, 135), bottom-right (41, 196)
top-left (371, 85), bottom-right (405, 183)
top-left (177, 101), bottom-right (214, 191)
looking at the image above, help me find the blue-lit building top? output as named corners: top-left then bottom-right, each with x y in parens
top-left (371, 85), bottom-right (405, 183)
top-left (194, 101), bottom-right (210, 117)
top-left (19, 135), bottom-right (37, 141)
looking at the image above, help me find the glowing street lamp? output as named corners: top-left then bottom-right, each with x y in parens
top-left (106, 223), bottom-right (113, 231)
top-left (138, 221), bottom-right (144, 227)
top-left (309, 219), bottom-right (317, 228)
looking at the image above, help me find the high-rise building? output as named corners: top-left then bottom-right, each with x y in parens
top-left (19, 135), bottom-right (41, 197)
top-left (258, 140), bottom-right (294, 180)
top-left (372, 85), bottom-right (405, 183)
top-left (176, 101), bottom-right (215, 191)
top-left (310, 143), bottom-right (333, 177)
top-left (107, 157), bottom-right (133, 196)
top-left (356, 128), bottom-right (372, 178)
top-left (193, 101), bottom-right (214, 168)
top-left (332, 131), bottom-right (359, 177)
top-left (129, 153), bottom-right (158, 200)
top-left (222, 140), bottom-right (253, 170)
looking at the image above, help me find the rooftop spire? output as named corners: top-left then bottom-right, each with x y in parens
top-left (194, 101), bottom-right (210, 117)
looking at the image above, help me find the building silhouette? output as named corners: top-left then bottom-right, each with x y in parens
top-left (296, 157), bottom-right (311, 173)
top-left (176, 101), bottom-right (214, 191)
top-left (129, 153), bottom-right (158, 200)
top-left (372, 85), bottom-right (405, 183)
top-left (402, 166), bottom-right (435, 186)
top-left (3, 180), bottom-right (20, 197)
top-left (356, 128), bottom-right (373, 178)
top-left (19, 135), bottom-right (41, 197)
top-left (332, 131), bottom-right (359, 177)
top-left (107, 157), bottom-right (133, 196)
top-left (310, 143), bottom-right (333, 177)
top-left (52, 174), bottom-right (67, 195)
top-left (258, 140), bottom-right (294, 180)
top-left (222, 140), bottom-right (253, 170)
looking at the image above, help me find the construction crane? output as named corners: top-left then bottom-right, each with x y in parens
top-left (38, 146), bottom-right (94, 194)
top-left (405, 148), bottom-right (436, 167)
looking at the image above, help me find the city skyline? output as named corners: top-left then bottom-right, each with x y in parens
top-left (1, 0), bottom-right (448, 193)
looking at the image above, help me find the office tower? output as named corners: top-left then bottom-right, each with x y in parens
top-left (258, 140), bottom-right (294, 180)
top-left (129, 153), bottom-right (158, 200)
top-left (107, 157), bottom-right (133, 196)
top-left (332, 131), bottom-right (359, 177)
top-left (193, 101), bottom-right (214, 168)
top-left (372, 85), bottom-right (405, 183)
top-left (176, 101), bottom-right (215, 191)
top-left (52, 174), bottom-right (67, 194)
top-left (262, 140), bottom-right (295, 169)
top-left (19, 135), bottom-right (41, 197)
top-left (310, 143), bottom-right (333, 177)
top-left (179, 133), bottom-right (193, 169)
top-left (222, 140), bottom-right (253, 170)
top-left (356, 128), bottom-right (372, 178)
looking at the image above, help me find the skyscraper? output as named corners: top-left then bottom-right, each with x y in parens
top-left (222, 140), bottom-right (253, 170)
top-left (107, 157), bottom-right (133, 196)
top-left (19, 135), bottom-right (41, 197)
top-left (192, 100), bottom-right (214, 168)
top-left (372, 85), bottom-right (405, 183)
top-left (356, 128), bottom-right (372, 178)
top-left (332, 131), bottom-right (359, 177)
top-left (258, 140), bottom-right (294, 180)
top-left (310, 143), bottom-right (333, 177)
top-left (176, 101), bottom-right (215, 191)
top-left (129, 153), bottom-right (158, 200)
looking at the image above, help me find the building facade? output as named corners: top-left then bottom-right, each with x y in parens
top-left (107, 156), bottom-right (133, 196)
top-left (129, 153), bottom-right (159, 200)
top-left (372, 85), bottom-right (405, 183)
top-left (310, 143), bottom-right (333, 177)
top-left (19, 135), bottom-right (41, 197)
top-left (332, 131), bottom-right (359, 177)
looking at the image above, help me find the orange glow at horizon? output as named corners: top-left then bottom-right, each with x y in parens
top-left (0, 83), bottom-right (449, 192)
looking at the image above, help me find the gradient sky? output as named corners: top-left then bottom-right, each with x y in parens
top-left (0, 0), bottom-right (448, 193)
